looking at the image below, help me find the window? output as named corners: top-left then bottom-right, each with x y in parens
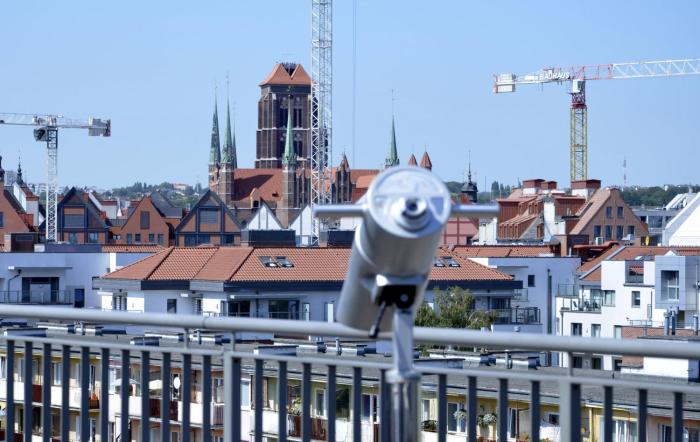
top-left (52, 362), bottom-right (62, 385)
top-left (222, 234), bottom-right (235, 245)
top-left (315, 389), bottom-right (327, 417)
top-left (157, 234), bottom-right (164, 245)
top-left (441, 256), bottom-right (460, 267)
top-left (68, 232), bottom-right (78, 244)
top-left (276, 256), bottom-right (294, 268)
top-left (63, 214), bottom-right (85, 228)
top-left (617, 206), bottom-right (624, 218)
top-left (112, 295), bottom-right (126, 311)
top-left (660, 425), bottom-right (699, 442)
top-left (241, 380), bottom-right (251, 407)
top-left (0, 211), bottom-right (4, 228)
top-left (302, 303), bottom-right (311, 321)
top-left (591, 324), bottom-right (601, 337)
top-left (362, 394), bottom-right (378, 423)
top-left (126, 233), bottom-right (132, 244)
top-left (447, 402), bottom-right (465, 432)
top-left (325, 302), bottom-right (335, 322)
top-left (148, 233), bottom-right (155, 243)
top-left (134, 233), bottom-right (141, 243)
top-left (662, 270), bottom-right (680, 300)
top-left (605, 225), bottom-right (612, 240)
top-left (632, 291), bottom-right (641, 307)
top-left (0, 356), bottom-right (6, 379)
top-left (508, 408), bottom-right (518, 438)
top-left (527, 274), bottom-right (536, 287)
top-left (269, 300), bottom-right (292, 319)
top-left (167, 299), bottom-right (177, 314)
top-left (194, 298), bottom-right (203, 315)
top-left (547, 413), bottom-right (560, 426)
top-left (627, 225), bottom-right (635, 237)
top-left (606, 206), bottom-right (612, 218)
top-left (593, 225), bottom-right (602, 239)
top-left (572, 356), bottom-right (583, 368)
top-left (616, 225), bottom-right (623, 240)
top-left (614, 326), bottom-right (622, 339)
top-left (422, 399), bottom-right (431, 421)
top-left (603, 290), bottom-right (616, 306)
top-left (592, 357), bottom-right (603, 370)
top-left (199, 208), bottom-right (219, 225)
top-left (87, 232), bottom-right (99, 244)
top-left (140, 211), bottom-right (150, 229)
top-left (571, 322), bottom-right (583, 336)
top-left (259, 256), bottom-right (278, 267)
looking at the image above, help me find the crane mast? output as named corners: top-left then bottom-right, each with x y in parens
top-left (310, 0), bottom-right (332, 245)
top-left (0, 113), bottom-right (111, 242)
top-left (494, 58), bottom-right (700, 182)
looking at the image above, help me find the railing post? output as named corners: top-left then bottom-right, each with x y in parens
top-left (468, 376), bottom-right (477, 442)
top-left (80, 346), bottom-right (90, 442)
top-left (352, 367), bottom-right (362, 442)
top-left (202, 355), bottom-right (212, 442)
top-left (530, 381), bottom-right (540, 442)
top-left (61, 345), bottom-right (70, 442)
top-left (120, 349), bottom-right (130, 442)
top-left (223, 355), bottom-right (241, 442)
top-left (301, 363), bottom-right (311, 442)
top-left (498, 378), bottom-right (508, 442)
top-left (559, 378), bottom-right (581, 442)
top-left (637, 389), bottom-right (647, 442)
top-left (182, 353), bottom-right (192, 442)
top-left (437, 374), bottom-right (447, 442)
top-left (23, 341), bottom-right (32, 442)
top-left (254, 359), bottom-right (264, 442)
top-left (42, 343), bottom-right (51, 442)
top-left (6, 340), bottom-right (15, 442)
top-left (140, 350), bottom-right (150, 442)
top-left (327, 365), bottom-right (336, 442)
top-left (602, 386), bottom-right (613, 442)
top-left (161, 352), bottom-right (171, 442)
top-left (387, 308), bottom-right (420, 442)
top-left (379, 370), bottom-right (391, 442)
top-left (673, 392), bottom-right (683, 442)
top-left (100, 348), bottom-right (110, 442)
top-left (277, 361), bottom-right (287, 442)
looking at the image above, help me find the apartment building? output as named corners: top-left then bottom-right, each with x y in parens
top-left (114, 192), bottom-right (183, 246)
top-left (557, 244), bottom-right (700, 370)
top-left (447, 245), bottom-right (581, 335)
top-left (93, 246), bottom-right (530, 338)
top-left (663, 193), bottom-right (700, 246)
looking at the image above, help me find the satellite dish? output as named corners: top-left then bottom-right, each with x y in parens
top-left (173, 375), bottom-right (181, 390)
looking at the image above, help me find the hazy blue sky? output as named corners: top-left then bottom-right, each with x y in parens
top-left (0, 1), bottom-right (698, 189)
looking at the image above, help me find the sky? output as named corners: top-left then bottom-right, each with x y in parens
top-left (0, 1), bottom-right (698, 189)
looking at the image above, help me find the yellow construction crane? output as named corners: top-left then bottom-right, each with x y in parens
top-left (494, 58), bottom-right (700, 182)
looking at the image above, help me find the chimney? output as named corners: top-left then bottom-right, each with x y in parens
top-left (571, 179), bottom-right (601, 199)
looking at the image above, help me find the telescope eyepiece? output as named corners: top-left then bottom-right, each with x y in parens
top-left (394, 197), bottom-right (429, 230)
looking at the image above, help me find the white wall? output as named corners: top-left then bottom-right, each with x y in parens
top-left (664, 193), bottom-right (700, 246)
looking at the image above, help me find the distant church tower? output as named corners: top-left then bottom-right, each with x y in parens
top-left (217, 96), bottom-right (237, 204)
top-left (461, 156), bottom-right (479, 203)
top-left (277, 99), bottom-right (297, 227)
top-left (256, 63), bottom-right (312, 169)
top-left (384, 115), bottom-right (399, 168)
top-left (208, 96), bottom-right (222, 191)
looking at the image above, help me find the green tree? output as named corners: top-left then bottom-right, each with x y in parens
top-left (415, 287), bottom-right (495, 329)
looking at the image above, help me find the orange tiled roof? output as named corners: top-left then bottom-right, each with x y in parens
top-left (101, 245), bottom-right (166, 253)
top-left (103, 246), bottom-right (514, 283)
top-left (259, 63), bottom-right (312, 87)
top-left (448, 245), bottom-right (555, 258)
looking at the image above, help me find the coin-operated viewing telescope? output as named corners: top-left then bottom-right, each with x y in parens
top-left (315, 166), bottom-right (498, 442)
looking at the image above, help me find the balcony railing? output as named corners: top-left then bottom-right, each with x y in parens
top-left (559, 297), bottom-right (602, 313)
top-left (0, 290), bottom-right (73, 305)
top-left (512, 288), bottom-right (528, 301)
top-left (0, 305), bottom-right (698, 442)
top-left (557, 284), bottom-right (580, 297)
top-left (490, 307), bottom-right (540, 325)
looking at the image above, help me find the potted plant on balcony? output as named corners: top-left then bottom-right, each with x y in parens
top-left (453, 408), bottom-right (468, 428)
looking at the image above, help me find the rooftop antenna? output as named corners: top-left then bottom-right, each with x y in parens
top-left (623, 156), bottom-right (627, 189)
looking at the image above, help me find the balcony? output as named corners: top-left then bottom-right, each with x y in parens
top-left (0, 290), bottom-right (73, 305)
top-left (559, 296), bottom-right (601, 313)
top-left (557, 283), bottom-right (580, 297)
top-left (0, 305), bottom-right (697, 442)
top-left (490, 307), bottom-right (540, 325)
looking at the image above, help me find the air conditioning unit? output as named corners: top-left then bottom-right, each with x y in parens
top-left (594, 237), bottom-right (603, 245)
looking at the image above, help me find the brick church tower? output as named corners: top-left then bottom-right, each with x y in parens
top-left (255, 63), bottom-right (312, 169)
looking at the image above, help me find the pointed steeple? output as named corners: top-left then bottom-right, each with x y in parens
top-left (339, 152), bottom-right (350, 171)
top-left (419, 151), bottom-right (432, 171)
top-left (16, 156), bottom-right (23, 185)
top-left (282, 96), bottom-right (296, 167)
top-left (384, 115), bottom-right (399, 168)
top-left (209, 93), bottom-right (221, 165)
top-left (222, 99), bottom-right (235, 165)
top-left (407, 154), bottom-right (417, 166)
top-left (461, 150), bottom-right (478, 203)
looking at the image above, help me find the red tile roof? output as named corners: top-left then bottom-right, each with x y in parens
top-left (259, 63), bottom-right (312, 87)
top-left (448, 245), bottom-right (556, 258)
top-left (101, 245), bottom-right (166, 253)
top-left (103, 246), bottom-right (514, 283)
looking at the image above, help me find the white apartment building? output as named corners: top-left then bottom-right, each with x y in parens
top-left (558, 244), bottom-right (700, 371)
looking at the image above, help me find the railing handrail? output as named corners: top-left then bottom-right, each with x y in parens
top-left (1, 305), bottom-right (699, 360)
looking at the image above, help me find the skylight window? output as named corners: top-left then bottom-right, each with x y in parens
top-left (442, 256), bottom-right (461, 267)
top-left (259, 256), bottom-right (278, 267)
top-left (259, 256), bottom-right (294, 268)
top-left (433, 257), bottom-right (446, 268)
top-left (276, 256), bottom-right (294, 268)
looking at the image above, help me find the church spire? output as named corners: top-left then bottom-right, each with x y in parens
top-left (209, 90), bottom-right (221, 165)
top-left (222, 75), bottom-right (237, 167)
top-left (16, 155), bottom-right (23, 185)
top-left (384, 115), bottom-right (399, 168)
top-left (282, 96), bottom-right (296, 167)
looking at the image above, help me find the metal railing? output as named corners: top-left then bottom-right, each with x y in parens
top-left (0, 305), bottom-right (699, 442)
top-left (0, 290), bottom-right (73, 305)
top-left (490, 307), bottom-right (540, 325)
top-left (559, 297), bottom-right (602, 313)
